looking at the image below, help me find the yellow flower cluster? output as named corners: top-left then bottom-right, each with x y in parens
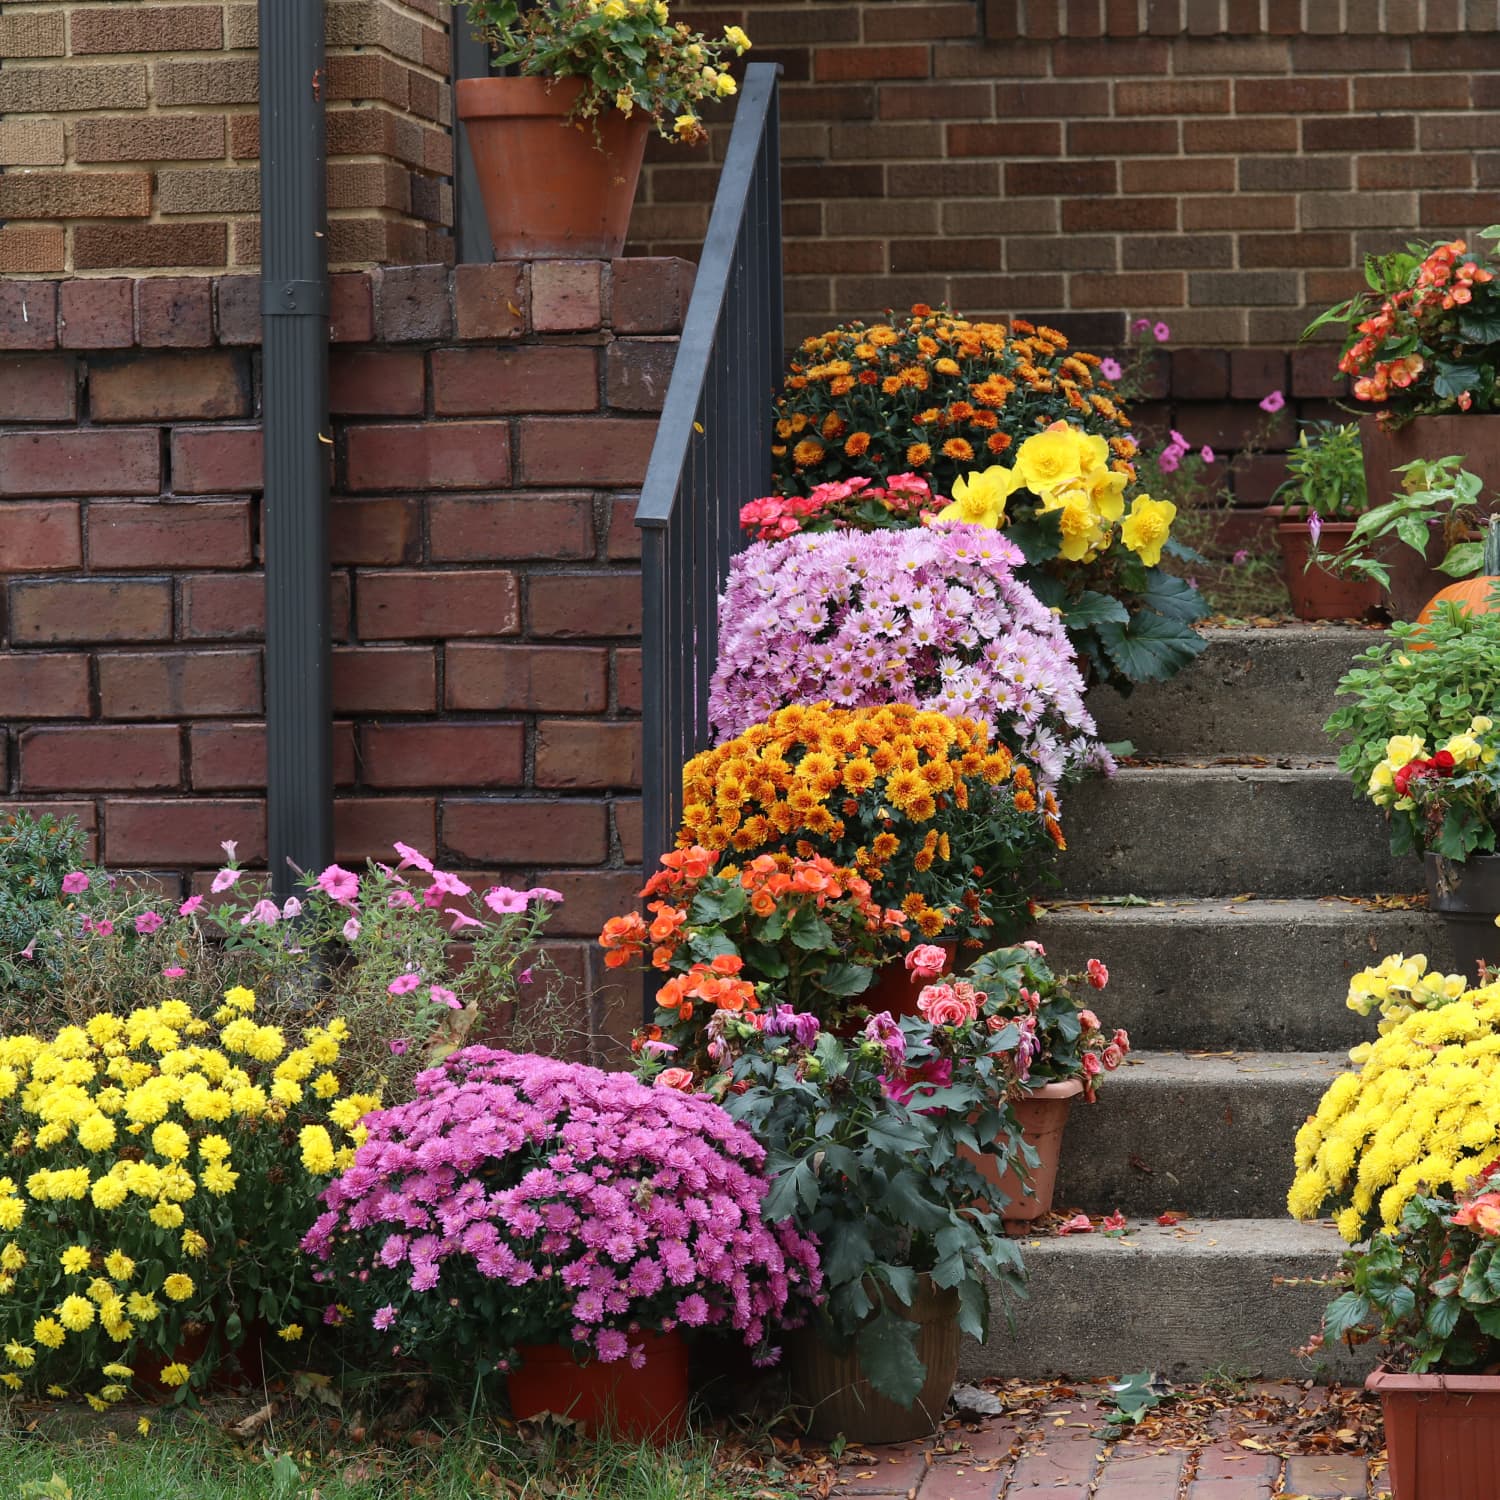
top-left (1346, 952), bottom-right (1469, 1030)
top-left (1366, 715), bottom-right (1496, 808)
top-left (0, 990), bottom-right (379, 1403)
top-left (680, 702), bottom-right (1030, 938)
top-left (1290, 971), bottom-right (1500, 1242)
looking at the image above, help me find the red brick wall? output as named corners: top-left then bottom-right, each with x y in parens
top-left (0, 259), bottom-right (694, 1025)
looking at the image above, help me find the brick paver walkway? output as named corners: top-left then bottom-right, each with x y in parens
top-left (826, 1381), bottom-right (1385, 1500)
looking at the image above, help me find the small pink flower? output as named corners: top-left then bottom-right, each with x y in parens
top-left (210, 867), bottom-right (240, 894)
top-left (1112, 1028), bottom-right (1131, 1054)
top-left (916, 982), bottom-right (978, 1028)
top-left (1056, 1213), bottom-right (1095, 1235)
top-left (282, 896), bottom-right (302, 920)
top-left (241, 899), bottom-right (280, 927)
top-left (428, 985), bottom-right (460, 1009)
top-left (162, 966), bottom-right (186, 979)
top-left (1158, 446), bottom-right (1181, 474)
top-left (316, 864), bottom-right (360, 904)
top-left (179, 895), bottom-right (204, 917)
top-left (1100, 357), bottom-right (1123, 381)
top-left (518, 967), bottom-right (534, 986)
top-left (1132, 317), bottom-right (1151, 334)
top-left (342, 916), bottom-right (361, 942)
top-left (1259, 389), bottom-right (1285, 413)
top-left (89, 918), bottom-right (115, 938)
top-left (1308, 512), bottom-right (1324, 548)
top-left (1200, 445), bottom-right (1215, 464)
top-left (654, 1067), bottom-right (694, 1092)
top-left (1022, 940), bottom-right (1046, 956)
top-left (61, 871), bottom-right (90, 896)
top-left (387, 972), bottom-right (421, 996)
top-left (134, 911), bottom-right (163, 936)
top-left (372, 1306), bottom-right (397, 1331)
top-left (221, 840), bottom-right (238, 863)
top-left (1086, 958), bottom-right (1109, 990)
top-left (1082, 1052), bottom-right (1104, 1077)
top-left (1102, 1042), bottom-right (1126, 1070)
top-left (1101, 1210), bottom-right (1128, 1233)
top-left (387, 890), bottom-right (417, 911)
top-left (429, 870), bottom-right (471, 898)
top-left (389, 1038), bottom-right (409, 1056)
top-left (903, 943), bottom-right (950, 981)
top-left (1153, 321), bottom-right (1171, 342)
top-left (484, 887), bottom-right (528, 916)
top-left (392, 841), bottom-right (434, 874)
top-left (1079, 1009), bottom-right (1101, 1032)
top-left (525, 886), bottom-right (564, 904)
top-left (19, 939), bottom-right (36, 961)
top-left (447, 908), bottom-right (485, 932)
top-left (1170, 429), bottom-right (1188, 448)
top-left (1232, 549), bottom-right (1250, 565)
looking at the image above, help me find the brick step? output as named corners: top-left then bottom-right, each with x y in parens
top-left (1035, 896), bottom-right (1453, 1052)
top-left (1051, 1051), bottom-right (1342, 1219)
top-left (966, 1217), bottom-right (1368, 1382)
top-left (1089, 624), bottom-right (1375, 758)
top-left (1054, 766), bottom-right (1413, 898)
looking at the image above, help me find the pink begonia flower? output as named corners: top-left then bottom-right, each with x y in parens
top-left (1023, 940), bottom-right (1046, 955)
top-left (392, 841), bottom-right (434, 874)
top-left (1153, 321), bottom-right (1171, 342)
top-left (61, 871), bottom-right (90, 896)
top-left (1101, 1210), bottom-right (1128, 1233)
top-left (447, 908), bottom-right (485, 933)
top-left (134, 911), bottom-right (164, 937)
top-left (1079, 1008), bottom-right (1101, 1031)
top-left (484, 886), bottom-right (528, 916)
top-left (282, 897), bottom-right (303, 920)
top-left (221, 840), bottom-right (238, 862)
top-left (1102, 1042), bottom-right (1126, 1070)
top-left (210, 867), bottom-right (240, 894)
top-left (241, 899), bottom-right (280, 927)
top-left (429, 986), bottom-right (461, 1010)
top-left (1259, 389), bottom-right (1285, 413)
top-left (162, 966), bottom-right (187, 979)
top-left (342, 916), bottom-right (361, 942)
top-left (1100, 357), bottom-right (1123, 381)
top-left (179, 895), bottom-right (204, 917)
top-left (387, 972), bottom-right (421, 996)
top-left (526, 887), bottom-right (564, 904)
top-left (903, 944), bottom-right (950, 981)
top-left (1086, 957), bottom-right (1109, 990)
top-left (316, 864), bottom-right (360, 904)
top-left (1056, 1213), bottom-right (1095, 1235)
top-left (1200, 445), bottom-right (1215, 464)
top-left (916, 982), bottom-right (978, 1028)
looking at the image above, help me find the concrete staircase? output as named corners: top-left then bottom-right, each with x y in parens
top-left (962, 626), bottom-right (1460, 1384)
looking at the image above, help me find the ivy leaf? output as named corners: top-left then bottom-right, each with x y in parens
top-left (1095, 611), bottom-right (1208, 684)
top-left (854, 1309), bottom-right (925, 1405)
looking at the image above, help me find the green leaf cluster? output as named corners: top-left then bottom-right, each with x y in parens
top-left (1273, 421), bottom-right (1369, 522)
top-left (0, 811), bottom-right (96, 1008)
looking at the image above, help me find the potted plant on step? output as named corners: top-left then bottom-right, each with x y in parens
top-left (302, 1047), bottom-right (820, 1441)
top-left (1327, 610), bottom-right (1500, 977)
top-left (1266, 421), bottom-right (1380, 620)
top-left (679, 1004), bottom-right (1028, 1443)
top-left (453, 0), bottom-right (750, 258)
top-left (1314, 1178), bottom-right (1500, 1500)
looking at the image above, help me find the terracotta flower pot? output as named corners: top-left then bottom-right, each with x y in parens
top-left (454, 76), bottom-right (651, 260)
top-left (789, 1278), bottom-right (960, 1443)
top-left (861, 942), bottom-right (959, 1020)
top-left (1424, 852), bottom-right (1500, 982)
top-left (507, 1330), bottom-right (690, 1440)
top-left (1268, 512), bottom-right (1383, 621)
top-left (965, 1078), bottom-right (1083, 1230)
top-left (1367, 1370), bottom-right (1500, 1500)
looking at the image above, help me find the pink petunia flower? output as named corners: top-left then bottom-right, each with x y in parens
top-left (1153, 321), bottom-right (1171, 342)
top-left (428, 986), bottom-right (461, 1010)
top-left (210, 867), bottom-right (240, 894)
top-left (221, 840), bottom-right (238, 863)
top-left (484, 887), bottom-right (528, 917)
top-left (179, 895), bottom-right (204, 917)
top-left (282, 897), bottom-right (303, 920)
top-left (387, 972), bottom-right (421, 996)
top-left (447, 908), bottom-right (485, 933)
top-left (1132, 317), bottom-right (1151, 333)
top-left (518, 967), bottom-right (534, 985)
top-left (1200, 445), bottom-right (1215, 464)
top-left (342, 915), bottom-right (361, 943)
top-left (1259, 389), bottom-right (1285, 413)
top-left (241, 899), bottom-right (281, 927)
top-left (61, 871), bottom-right (90, 896)
top-left (429, 870), bottom-right (472, 898)
top-left (1100, 357), bottom-right (1123, 381)
top-left (389, 1038), bottom-right (410, 1056)
top-left (316, 864), bottom-right (360, 904)
top-left (525, 887), bottom-right (564, 904)
top-left (134, 911), bottom-right (163, 937)
top-left (392, 841), bottom-right (434, 875)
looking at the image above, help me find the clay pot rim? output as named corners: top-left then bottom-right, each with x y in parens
top-left (1017, 1078), bottom-right (1085, 1101)
top-left (1367, 1370), bottom-right (1500, 1393)
top-left (455, 74), bottom-right (590, 120)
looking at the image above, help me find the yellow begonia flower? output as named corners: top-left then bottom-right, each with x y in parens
top-left (938, 465), bottom-right (1019, 528)
top-left (1119, 493), bottom-right (1177, 567)
top-left (674, 113), bottom-right (699, 138)
top-left (1384, 733), bottom-right (1426, 766)
top-left (1055, 498), bottom-right (1108, 562)
top-left (1445, 732), bottom-right (1483, 766)
top-left (1084, 464), bottom-right (1128, 523)
top-left (1473, 715), bottom-right (1493, 734)
top-left (724, 24), bottom-right (751, 51)
top-left (714, 72), bottom-right (737, 97)
top-left (1013, 428), bottom-right (1085, 495)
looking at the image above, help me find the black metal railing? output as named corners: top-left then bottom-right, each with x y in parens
top-left (635, 61), bottom-right (784, 881)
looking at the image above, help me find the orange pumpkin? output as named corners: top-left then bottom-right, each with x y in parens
top-left (1413, 517), bottom-right (1500, 648)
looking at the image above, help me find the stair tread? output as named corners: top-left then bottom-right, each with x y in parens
top-left (1042, 894), bottom-right (1429, 924)
top-left (1105, 1049), bottom-right (1346, 1082)
top-left (1015, 1215), bottom-right (1346, 1257)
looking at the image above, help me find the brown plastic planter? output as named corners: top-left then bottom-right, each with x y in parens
top-left (1269, 512), bottom-right (1382, 621)
top-left (1367, 1370), bottom-right (1500, 1499)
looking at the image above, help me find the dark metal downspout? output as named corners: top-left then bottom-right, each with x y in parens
top-left (259, 0), bottom-right (332, 897)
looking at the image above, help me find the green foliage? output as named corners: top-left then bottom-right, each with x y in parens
top-left (1100, 1370), bottom-right (1173, 1431)
top-left (1274, 421), bottom-right (1369, 522)
top-left (0, 811), bottom-right (95, 1008)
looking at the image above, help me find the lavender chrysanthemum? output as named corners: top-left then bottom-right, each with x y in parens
top-left (708, 523), bottom-right (1108, 787)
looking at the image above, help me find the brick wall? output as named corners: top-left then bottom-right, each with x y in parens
top-left (633, 0), bottom-right (1500, 349)
top-left (0, 259), bottom-right (694, 1038)
top-left (0, 0), bottom-right (455, 275)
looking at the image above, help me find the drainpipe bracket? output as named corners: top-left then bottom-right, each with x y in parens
top-left (263, 280), bottom-right (330, 316)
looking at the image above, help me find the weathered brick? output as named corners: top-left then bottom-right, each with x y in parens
top-left (152, 59), bottom-right (259, 107)
top-left (136, 278), bottom-right (214, 348)
top-left (444, 644), bottom-right (608, 712)
top-left (171, 427), bottom-right (263, 493)
top-left (20, 726), bottom-right (181, 792)
top-left (608, 258), bottom-right (693, 334)
top-left (0, 64), bottom-right (148, 114)
top-left (87, 501), bottom-right (252, 571)
top-left (529, 574), bottom-right (642, 639)
top-left (104, 798), bottom-right (266, 867)
top-left (354, 570), bottom-right (520, 640)
top-left (0, 227), bottom-right (65, 276)
top-left (331, 646), bottom-right (437, 712)
top-left (374, 263), bottom-right (453, 342)
top-left (0, 356), bottom-right (76, 421)
top-left (189, 721), bottom-right (357, 790)
top-left (444, 799), bottom-right (609, 865)
top-left (0, 119), bottom-right (65, 166)
top-left (531, 262), bottom-right (604, 333)
top-left (330, 497), bottom-right (421, 565)
top-left (74, 115), bottom-right (227, 163)
top-left (90, 352), bottom-right (251, 422)
top-left (75, 222), bottom-right (228, 271)
top-left (0, 171), bottom-right (149, 220)
top-left (333, 797), bottom-right (436, 862)
top-left (0, 654), bottom-right (91, 718)
top-left (0, 502), bottom-right (82, 572)
top-left (330, 273), bottom-right (376, 343)
top-left (8, 579), bottom-right (172, 643)
top-left (431, 347), bottom-right (599, 416)
top-left (329, 351), bottom-right (426, 416)
top-left (530, 867), bottom-right (644, 938)
top-left (0, 11), bottom-right (65, 55)
top-left (361, 723), bottom-right (526, 788)
top-left (98, 650), bottom-right (261, 719)
top-left (71, 5), bottom-right (224, 52)
top-left (0, 429), bottom-right (160, 496)
top-left (58, 279), bottom-right (134, 349)
top-left (815, 44), bottom-right (931, 81)
top-left (453, 262), bottom-right (527, 340)
top-left (428, 495), bottom-right (595, 561)
top-left (0, 281), bottom-right (57, 351)
top-left (157, 167), bottom-right (260, 216)
top-left (535, 720), bottom-right (641, 789)
top-left (515, 418), bottom-right (658, 486)
top-left (178, 573), bottom-right (348, 641)
top-left (344, 422), bottom-right (511, 492)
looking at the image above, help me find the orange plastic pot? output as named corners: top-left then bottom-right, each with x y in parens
top-left (507, 1331), bottom-right (690, 1440)
top-left (965, 1079), bottom-right (1083, 1230)
top-left (861, 943), bottom-right (959, 1020)
top-left (454, 76), bottom-right (651, 260)
top-left (1367, 1370), bottom-right (1500, 1499)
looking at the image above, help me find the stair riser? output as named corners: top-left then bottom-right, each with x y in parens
top-left (1039, 906), bottom-right (1449, 1052)
top-left (966, 1242), bottom-right (1370, 1382)
top-left (1090, 627), bottom-right (1372, 758)
top-left (1052, 1068), bottom-right (1335, 1218)
top-left (1056, 770), bottom-right (1416, 897)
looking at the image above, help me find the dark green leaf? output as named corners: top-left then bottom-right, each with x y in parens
top-left (854, 1309), bottom-right (926, 1406)
top-left (1060, 590), bottom-right (1130, 628)
top-left (1095, 611), bottom-right (1208, 684)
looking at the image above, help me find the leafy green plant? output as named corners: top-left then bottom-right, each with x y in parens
top-left (1100, 1370), bottom-right (1173, 1430)
top-left (1313, 455), bottom-right (1492, 591)
top-left (1274, 422), bottom-right (1368, 521)
top-left (0, 811), bottom-right (97, 1008)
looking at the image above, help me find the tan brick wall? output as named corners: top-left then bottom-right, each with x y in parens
top-left (0, 0), bottom-right (455, 276)
top-left (633, 0), bottom-right (1500, 346)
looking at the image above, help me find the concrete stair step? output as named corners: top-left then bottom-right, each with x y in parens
top-left (1090, 625), bottom-right (1376, 758)
top-left (1035, 896), bottom-right (1452, 1052)
top-left (1055, 766), bottom-right (1415, 897)
top-left (966, 1217), bottom-right (1368, 1382)
top-left (1052, 1051), bottom-right (1343, 1218)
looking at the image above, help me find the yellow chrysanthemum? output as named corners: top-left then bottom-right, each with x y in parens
top-left (159, 1362), bottom-right (190, 1388)
top-left (57, 1295), bottom-right (95, 1332)
top-left (59, 1245), bottom-right (91, 1275)
top-left (162, 1274), bottom-right (195, 1302)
